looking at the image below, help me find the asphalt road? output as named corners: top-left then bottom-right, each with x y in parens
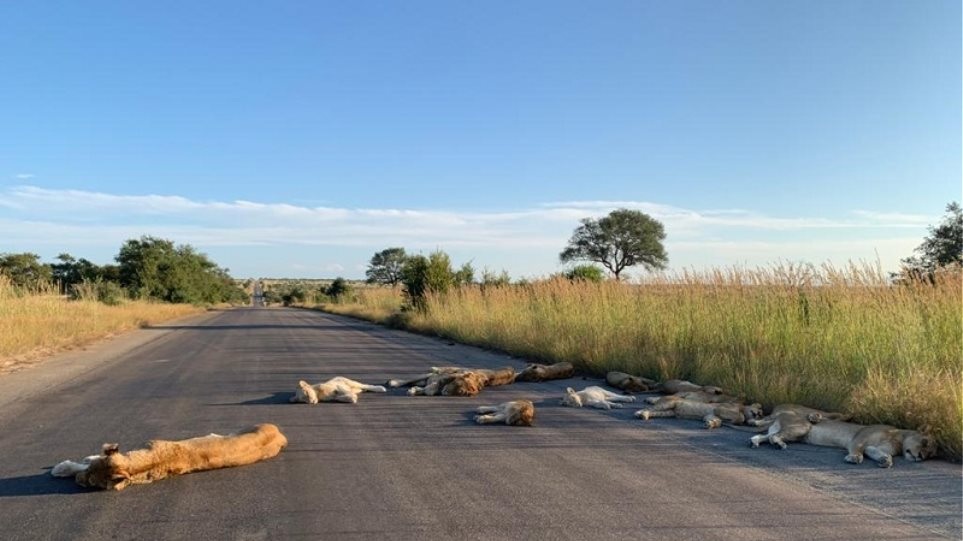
top-left (0, 307), bottom-right (959, 540)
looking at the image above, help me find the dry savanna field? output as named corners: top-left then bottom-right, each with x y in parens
top-left (318, 263), bottom-right (963, 460)
top-left (0, 276), bottom-right (205, 374)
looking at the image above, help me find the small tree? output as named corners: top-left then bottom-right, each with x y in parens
top-left (564, 264), bottom-right (605, 283)
top-left (0, 252), bottom-right (52, 288)
top-left (480, 268), bottom-right (511, 288)
top-left (560, 208), bottom-right (668, 280)
top-left (401, 250), bottom-right (455, 309)
top-left (365, 247), bottom-right (408, 286)
top-left (326, 277), bottom-right (352, 300)
top-left (899, 202), bottom-right (962, 279)
top-left (454, 262), bottom-right (475, 286)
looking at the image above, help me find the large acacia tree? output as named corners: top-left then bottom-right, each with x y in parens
top-left (365, 247), bottom-right (408, 286)
top-left (898, 202), bottom-right (962, 279)
top-left (559, 209), bottom-right (668, 280)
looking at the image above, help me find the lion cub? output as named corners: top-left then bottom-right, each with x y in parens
top-left (561, 386), bottom-right (636, 410)
top-left (474, 400), bottom-right (536, 426)
top-left (291, 376), bottom-right (387, 404)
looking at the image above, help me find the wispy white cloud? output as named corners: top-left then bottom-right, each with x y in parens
top-left (0, 186), bottom-right (938, 274)
top-left (13, 173), bottom-right (35, 180)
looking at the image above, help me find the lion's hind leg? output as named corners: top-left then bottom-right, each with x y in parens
top-left (474, 413), bottom-right (506, 425)
top-left (475, 405), bottom-right (499, 414)
top-left (634, 409), bottom-right (675, 421)
top-left (361, 384), bottom-right (387, 393)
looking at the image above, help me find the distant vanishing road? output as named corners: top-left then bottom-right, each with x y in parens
top-left (0, 308), bottom-right (959, 540)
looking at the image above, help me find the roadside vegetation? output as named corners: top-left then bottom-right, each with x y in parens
top-left (317, 204), bottom-right (963, 460)
top-left (0, 276), bottom-right (204, 373)
top-left (0, 236), bottom-right (249, 371)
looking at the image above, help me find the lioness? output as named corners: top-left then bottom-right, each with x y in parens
top-left (561, 386), bottom-right (636, 410)
top-left (803, 420), bottom-right (936, 468)
top-left (635, 396), bottom-right (763, 428)
top-left (474, 400), bottom-right (536, 426)
top-left (645, 390), bottom-right (744, 405)
top-left (51, 423), bottom-right (288, 491)
top-left (655, 379), bottom-right (724, 395)
top-left (745, 404), bottom-right (851, 450)
top-left (606, 371), bottom-right (658, 393)
top-left (515, 362), bottom-right (575, 382)
top-left (291, 376), bottom-right (387, 404)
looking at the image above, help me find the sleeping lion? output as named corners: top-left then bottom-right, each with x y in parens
top-left (803, 419), bottom-right (936, 468)
top-left (474, 400), bottom-right (536, 426)
top-left (635, 396), bottom-right (763, 428)
top-left (605, 371), bottom-right (658, 392)
top-left (51, 423), bottom-right (288, 490)
top-left (561, 386), bottom-right (636, 410)
top-left (291, 376), bottom-right (387, 404)
top-left (515, 362), bottom-right (574, 382)
top-left (388, 366), bottom-right (515, 397)
top-left (747, 404), bottom-right (851, 450)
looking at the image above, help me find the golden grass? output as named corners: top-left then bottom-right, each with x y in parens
top-left (0, 277), bottom-right (205, 373)
top-left (319, 263), bottom-right (962, 460)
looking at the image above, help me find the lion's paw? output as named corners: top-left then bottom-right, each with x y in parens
top-left (634, 410), bottom-right (651, 420)
top-left (844, 454), bottom-right (864, 464)
top-left (877, 456), bottom-right (893, 468)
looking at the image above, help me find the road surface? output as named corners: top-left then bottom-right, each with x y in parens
top-left (0, 307), bottom-right (959, 540)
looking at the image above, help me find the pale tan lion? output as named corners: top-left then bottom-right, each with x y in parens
top-left (51, 423), bottom-right (288, 490)
top-left (474, 400), bottom-right (535, 426)
top-left (561, 386), bottom-right (636, 410)
top-left (515, 362), bottom-right (575, 382)
top-left (746, 404), bottom-right (851, 450)
top-left (605, 371), bottom-right (658, 392)
top-left (655, 379), bottom-right (725, 395)
top-left (635, 396), bottom-right (763, 428)
top-left (803, 420), bottom-right (936, 468)
top-left (291, 376), bottom-right (387, 404)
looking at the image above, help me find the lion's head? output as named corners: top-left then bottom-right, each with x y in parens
top-left (560, 387), bottom-right (583, 408)
top-left (903, 432), bottom-right (937, 462)
top-left (441, 372), bottom-right (486, 396)
top-left (75, 444), bottom-right (131, 491)
top-left (291, 380), bottom-right (319, 404)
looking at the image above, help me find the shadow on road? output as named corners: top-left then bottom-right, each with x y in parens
top-left (0, 472), bottom-right (89, 497)
top-left (144, 324), bottom-right (374, 331)
top-left (209, 392), bottom-right (296, 405)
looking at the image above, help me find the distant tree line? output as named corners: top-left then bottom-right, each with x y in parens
top-left (0, 236), bottom-right (248, 305)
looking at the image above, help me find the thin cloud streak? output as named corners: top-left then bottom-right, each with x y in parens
top-left (0, 186), bottom-right (937, 274)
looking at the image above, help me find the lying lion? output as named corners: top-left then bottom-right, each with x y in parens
top-left (51, 423), bottom-right (288, 491)
top-left (746, 404), bottom-right (852, 450)
top-left (635, 396), bottom-right (763, 428)
top-left (291, 376), bottom-right (387, 404)
top-left (605, 371), bottom-right (658, 392)
top-left (474, 400), bottom-right (535, 426)
top-left (803, 419), bottom-right (936, 468)
top-left (515, 362), bottom-right (574, 382)
top-left (646, 390), bottom-right (745, 405)
top-left (561, 386), bottom-right (636, 410)
top-left (654, 379), bottom-right (725, 395)
top-left (388, 366), bottom-right (515, 397)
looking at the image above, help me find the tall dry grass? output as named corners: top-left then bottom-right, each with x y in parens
top-left (0, 275), bottom-right (205, 373)
top-left (321, 263), bottom-right (962, 459)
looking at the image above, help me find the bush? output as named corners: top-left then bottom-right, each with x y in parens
top-left (69, 280), bottom-right (126, 306)
top-left (564, 264), bottom-right (605, 283)
top-left (326, 277), bottom-right (352, 300)
top-left (401, 251), bottom-right (455, 310)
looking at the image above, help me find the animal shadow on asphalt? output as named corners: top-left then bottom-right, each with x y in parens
top-left (0, 472), bottom-right (88, 497)
top-left (210, 392), bottom-right (295, 406)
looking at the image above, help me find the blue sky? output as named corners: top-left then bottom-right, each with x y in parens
top-left (1, 1), bottom-right (959, 279)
